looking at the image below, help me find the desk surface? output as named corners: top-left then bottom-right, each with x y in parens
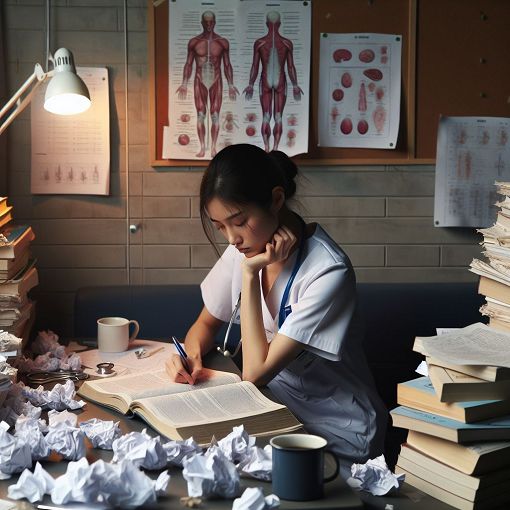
top-left (0, 351), bottom-right (458, 510)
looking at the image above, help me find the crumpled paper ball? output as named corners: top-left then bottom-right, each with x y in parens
top-left (112, 429), bottom-right (167, 470)
top-left (347, 455), bottom-right (404, 496)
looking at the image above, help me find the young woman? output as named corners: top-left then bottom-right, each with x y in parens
top-left (166, 143), bottom-right (387, 474)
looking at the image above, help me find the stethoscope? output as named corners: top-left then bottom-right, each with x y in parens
top-left (217, 224), bottom-right (306, 357)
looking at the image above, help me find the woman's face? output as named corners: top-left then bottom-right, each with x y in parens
top-left (206, 197), bottom-right (278, 257)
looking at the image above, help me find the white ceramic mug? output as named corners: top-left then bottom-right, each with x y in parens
top-left (97, 317), bottom-right (140, 353)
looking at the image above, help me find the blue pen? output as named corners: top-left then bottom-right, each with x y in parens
top-left (172, 336), bottom-right (191, 374)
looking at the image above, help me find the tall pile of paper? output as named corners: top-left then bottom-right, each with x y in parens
top-left (391, 323), bottom-right (510, 509)
top-left (0, 197), bottom-right (37, 349)
top-left (470, 181), bottom-right (510, 332)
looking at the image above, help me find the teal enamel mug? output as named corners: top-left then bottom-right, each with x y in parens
top-left (270, 433), bottom-right (340, 501)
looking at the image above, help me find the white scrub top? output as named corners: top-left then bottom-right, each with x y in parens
top-left (201, 224), bottom-right (387, 465)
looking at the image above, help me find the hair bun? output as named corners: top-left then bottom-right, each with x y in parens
top-left (268, 151), bottom-right (298, 198)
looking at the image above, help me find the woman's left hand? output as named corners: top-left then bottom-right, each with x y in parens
top-left (242, 225), bottom-right (297, 274)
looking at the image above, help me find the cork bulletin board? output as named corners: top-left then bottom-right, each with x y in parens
top-left (148, 0), bottom-right (510, 167)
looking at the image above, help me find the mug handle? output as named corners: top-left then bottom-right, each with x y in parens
top-left (324, 450), bottom-right (340, 483)
top-left (128, 320), bottom-right (140, 341)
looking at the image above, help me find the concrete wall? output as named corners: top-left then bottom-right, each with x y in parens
top-left (2, 0), bottom-right (480, 338)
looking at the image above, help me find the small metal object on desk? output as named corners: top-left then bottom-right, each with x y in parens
top-left (26, 370), bottom-right (89, 385)
top-left (96, 362), bottom-right (115, 375)
top-left (134, 345), bottom-right (165, 359)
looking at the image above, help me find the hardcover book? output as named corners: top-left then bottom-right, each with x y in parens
top-left (425, 355), bottom-right (510, 383)
top-left (397, 377), bottom-right (510, 423)
top-left (399, 444), bottom-right (510, 491)
top-left (406, 429), bottom-right (510, 475)
top-left (78, 368), bottom-right (301, 445)
top-left (397, 467), bottom-right (510, 509)
top-left (428, 364), bottom-right (510, 402)
top-left (390, 406), bottom-right (510, 443)
top-left (0, 225), bottom-right (35, 260)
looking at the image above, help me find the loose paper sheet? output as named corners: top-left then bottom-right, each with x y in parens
top-left (79, 339), bottom-right (175, 373)
top-left (318, 33), bottom-right (402, 149)
top-left (31, 67), bottom-right (110, 195)
top-left (164, 0), bottom-right (311, 159)
top-left (434, 116), bottom-right (510, 227)
top-left (420, 323), bottom-right (510, 367)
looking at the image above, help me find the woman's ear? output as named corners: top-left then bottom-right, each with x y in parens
top-left (270, 186), bottom-right (286, 214)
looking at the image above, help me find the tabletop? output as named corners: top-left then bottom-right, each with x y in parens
top-left (0, 348), bottom-right (459, 510)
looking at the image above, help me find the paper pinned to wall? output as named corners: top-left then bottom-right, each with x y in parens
top-left (434, 116), bottom-right (510, 227)
top-left (318, 33), bottom-right (402, 149)
top-left (164, 0), bottom-right (311, 160)
top-left (30, 67), bottom-right (110, 195)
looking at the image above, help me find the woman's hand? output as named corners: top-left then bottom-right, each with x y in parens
top-left (165, 353), bottom-right (203, 385)
top-left (242, 225), bottom-right (297, 274)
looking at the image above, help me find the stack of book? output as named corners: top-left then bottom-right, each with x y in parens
top-left (470, 181), bottom-right (510, 333)
top-left (0, 197), bottom-right (37, 348)
top-left (391, 326), bottom-right (510, 509)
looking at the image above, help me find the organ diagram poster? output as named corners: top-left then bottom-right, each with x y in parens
top-left (434, 116), bottom-right (510, 228)
top-left (163, 0), bottom-right (311, 160)
top-left (318, 33), bottom-right (401, 149)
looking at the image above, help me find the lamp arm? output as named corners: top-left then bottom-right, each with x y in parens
top-left (0, 64), bottom-right (49, 136)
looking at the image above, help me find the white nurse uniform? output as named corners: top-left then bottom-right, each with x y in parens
top-left (201, 224), bottom-right (387, 469)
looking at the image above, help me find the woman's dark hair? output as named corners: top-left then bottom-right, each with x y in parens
top-left (200, 143), bottom-right (298, 253)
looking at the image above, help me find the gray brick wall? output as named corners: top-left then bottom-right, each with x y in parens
top-left (2, 1), bottom-right (480, 337)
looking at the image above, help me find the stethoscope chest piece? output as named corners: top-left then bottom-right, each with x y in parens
top-left (96, 362), bottom-right (115, 375)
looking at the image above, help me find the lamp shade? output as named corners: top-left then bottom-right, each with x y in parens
top-left (44, 48), bottom-right (91, 115)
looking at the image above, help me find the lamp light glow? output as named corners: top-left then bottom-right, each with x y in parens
top-left (43, 48), bottom-right (91, 115)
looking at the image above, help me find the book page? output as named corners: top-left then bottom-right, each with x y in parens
top-left (83, 368), bottom-right (241, 402)
top-left (470, 258), bottom-right (510, 285)
top-left (420, 323), bottom-right (510, 367)
top-left (135, 381), bottom-right (283, 427)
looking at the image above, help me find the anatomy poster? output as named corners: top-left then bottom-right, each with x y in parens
top-left (164, 0), bottom-right (311, 160)
top-left (434, 116), bottom-right (510, 228)
top-left (31, 67), bottom-right (110, 195)
top-left (318, 33), bottom-right (401, 149)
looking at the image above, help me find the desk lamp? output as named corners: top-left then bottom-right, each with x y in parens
top-left (0, 48), bottom-right (91, 136)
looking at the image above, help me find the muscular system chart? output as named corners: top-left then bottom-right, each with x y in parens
top-left (164, 0), bottom-right (311, 160)
top-left (318, 33), bottom-right (401, 149)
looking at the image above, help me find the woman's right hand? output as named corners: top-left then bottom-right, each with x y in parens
top-left (165, 353), bottom-right (203, 385)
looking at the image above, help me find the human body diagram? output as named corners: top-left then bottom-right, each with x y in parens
top-left (167, 2), bottom-right (310, 159)
top-left (243, 11), bottom-right (303, 152)
top-left (176, 11), bottom-right (239, 158)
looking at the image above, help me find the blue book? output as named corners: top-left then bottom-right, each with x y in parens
top-left (0, 225), bottom-right (30, 244)
top-left (0, 225), bottom-right (34, 260)
top-left (391, 405), bottom-right (510, 443)
top-left (397, 376), bottom-right (510, 423)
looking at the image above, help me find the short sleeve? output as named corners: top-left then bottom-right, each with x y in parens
top-left (278, 263), bottom-right (357, 360)
top-left (200, 245), bottom-right (237, 322)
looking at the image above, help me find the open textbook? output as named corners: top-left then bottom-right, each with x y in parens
top-left (78, 368), bottom-right (301, 445)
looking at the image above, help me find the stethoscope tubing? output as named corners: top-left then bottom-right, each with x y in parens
top-left (218, 220), bottom-right (307, 357)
